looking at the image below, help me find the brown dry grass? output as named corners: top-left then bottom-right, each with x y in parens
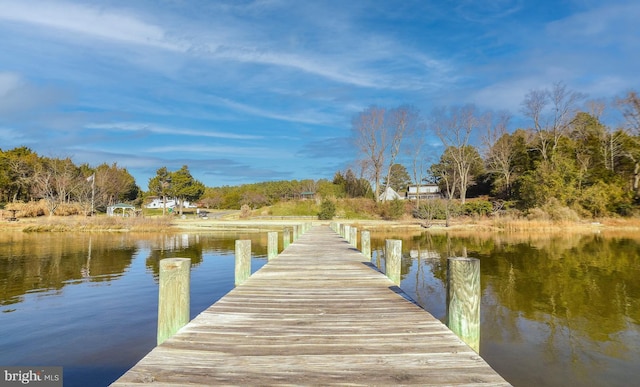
top-left (3, 209), bottom-right (640, 234)
top-left (9, 215), bottom-right (173, 233)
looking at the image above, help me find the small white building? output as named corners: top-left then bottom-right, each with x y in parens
top-left (107, 203), bottom-right (136, 217)
top-left (145, 198), bottom-right (197, 209)
top-left (406, 184), bottom-right (441, 200)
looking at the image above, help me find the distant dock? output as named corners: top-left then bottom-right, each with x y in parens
top-left (112, 225), bottom-right (510, 386)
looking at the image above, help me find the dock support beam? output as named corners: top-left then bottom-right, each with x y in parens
top-left (446, 257), bottom-right (480, 353)
top-left (350, 227), bottom-right (357, 247)
top-left (361, 231), bottom-right (371, 261)
top-left (157, 258), bottom-right (191, 345)
top-left (267, 232), bottom-right (278, 261)
top-left (385, 239), bottom-right (402, 285)
top-left (235, 240), bottom-right (251, 286)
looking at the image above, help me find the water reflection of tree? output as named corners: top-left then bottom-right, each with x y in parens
top-left (145, 234), bottom-right (205, 277)
top-left (371, 231), bottom-right (640, 354)
top-left (143, 232), bottom-right (271, 278)
top-left (0, 233), bottom-right (137, 307)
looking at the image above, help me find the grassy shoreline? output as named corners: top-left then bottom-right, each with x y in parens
top-left (2, 213), bottom-right (640, 234)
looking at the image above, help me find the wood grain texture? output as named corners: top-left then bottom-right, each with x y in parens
top-left (446, 257), bottom-right (481, 353)
top-left (157, 258), bottom-right (190, 345)
top-left (385, 239), bottom-right (402, 285)
top-left (234, 240), bottom-right (251, 286)
top-left (361, 230), bottom-right (371, 261)
top-left (267, 232), bottom-right (278, 261)
top-left (112, 226), bottom-right (509, 386)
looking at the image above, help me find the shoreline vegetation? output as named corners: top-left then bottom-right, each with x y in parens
top-left (2, 210), bottom-right (640, 235)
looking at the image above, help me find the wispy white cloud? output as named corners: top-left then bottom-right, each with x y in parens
top-left (0, 0), bottom-right (184, 51)
top-left (0, 0), bottom-right (455, 92)
top-left (142, 144), bottom-right (285, 158)
top-left (206, 96), bottom-right (339, 126)
top-left (546, 1), bottom-right (640, 43)
top-left (0, 72), bottom-right (66, 117)
top-left (85, 122), bottom-right (263, 140)
top-left (454, 0), bottom-right (524, 22)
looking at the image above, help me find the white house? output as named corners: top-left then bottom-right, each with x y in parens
top-left (405, 184), bottom-right (441, 200)
top-left (145, 198), bottom-right (197, 209)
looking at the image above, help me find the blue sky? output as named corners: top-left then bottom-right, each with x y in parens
top-left (1, 0), bottom-right (638, 189)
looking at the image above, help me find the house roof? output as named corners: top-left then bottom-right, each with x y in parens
top-left (378, 186), bottom-right (402, 201)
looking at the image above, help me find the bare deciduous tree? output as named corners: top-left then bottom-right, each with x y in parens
top-left (617, 91), bottom-right (640, 134)
top-left (407, 117), bottom-right (430, 207)
top-left (617, 90), bottom-right (640, 195)
top-left (521, 81), bottom-right (585, 162)
top-left (380, 105), bottom-right (418, 201)
top-left (482, 111), bottom-right (515, 197)
top-left (32, 157), bottom-right (81, 216)
top-left (431, 104), bottom-right (483, 204)
top-left (352, 106), bottom-right (388, 201)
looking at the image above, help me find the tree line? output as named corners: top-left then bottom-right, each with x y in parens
top-left (0, 146), bottom-right (139, 216)
top-left (351, 84), bottom-right (640, 218)
top-left (0, 148), bottom-right (207, 217)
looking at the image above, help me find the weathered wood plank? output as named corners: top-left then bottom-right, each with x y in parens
top-left (112, 225), bottom-right (510, 386)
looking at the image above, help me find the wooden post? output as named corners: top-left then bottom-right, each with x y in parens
top-left (283, 228), bottom-right (291, 249)
top-left (361, 231), bottom-right (371, 261)
top-left (235, 240), bottom-right (251, 286)
top-left (293, 225), bottom-right (299, 241)
top-left (350, 227), bottom-right (357, 247)
top-left (385, 239), bottom-right (402, 285)
top-left (344, 225), bottom-right (351, 243)
top-left (446, 257), bottom-right (480, 353)
top-left (157, 258), bottom-right (191, 345)
top-left (267, 232), bottom-right (278, 261)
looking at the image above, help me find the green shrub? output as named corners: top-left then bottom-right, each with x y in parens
top-left (527, 198), bottom-right (580, 222)
top-left (462, 200), bottom-right (493, 216)
top-left (413, 199), bottom-right (461, 221)
top-left (379, 199), bottom-right (406, 220)
top-left (318, 199), bottom-right (336, 220)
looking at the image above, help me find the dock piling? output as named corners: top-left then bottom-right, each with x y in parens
top-left (361, 231), bottom-right (371, 261)
top-left (283, 228), bottom-right (291, 249)
top-left (385, 239), bottom-right (402, 285)
top-left (157, 258), bottom-right (191, 345)
top-left (446, 257), bottom-right (481, 353)
top-left (235, 240), bottom-right (251, 286)
top-left (350, 227), bottom-right (357, 247)
top-left (267, 232), bottom-right (278, 261)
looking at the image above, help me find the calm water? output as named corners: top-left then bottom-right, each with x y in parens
top-left (370, 230), bottom-right (640, 387)
top-left (0, 231), bottom-right (270, 387)
top-left (1, 228), bottom-right (639, 386)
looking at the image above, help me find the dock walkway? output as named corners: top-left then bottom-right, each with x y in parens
top-left (112, 225), bottom-right (510, 386)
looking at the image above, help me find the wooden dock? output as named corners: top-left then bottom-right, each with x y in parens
top-left (112, 225), bottom-right (510, 386)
